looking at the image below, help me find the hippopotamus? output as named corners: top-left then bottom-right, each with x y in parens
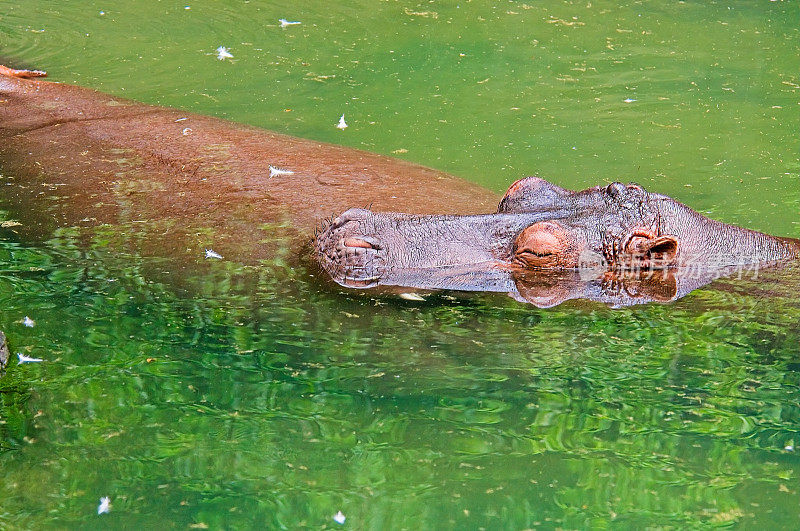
top-left (0, 64), bottom-right (496, 264)
top-left (315, 176), bottom-right (800, 298)
top-left (2, 65), bottom-right (796, 307)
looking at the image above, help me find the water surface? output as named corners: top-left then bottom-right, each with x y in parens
top-left (1, 1), bottom-right (799, 528)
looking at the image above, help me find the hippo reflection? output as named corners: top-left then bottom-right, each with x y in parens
top-left (315, 177), bottom-right (799, 305)
top-left (403, 266), bottom-right (761, 308)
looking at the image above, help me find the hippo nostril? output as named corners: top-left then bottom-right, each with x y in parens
top-left (327, 208), bottom-right (372, 231)
top-left (343, 237), bottom-right (381, 250)
top-left (328, 216), bottom-right (355, 232)
top-left (344, 238), bottom-right (372, 249)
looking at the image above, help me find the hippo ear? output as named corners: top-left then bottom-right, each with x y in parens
top-left (497, 177), bottom-right (572, 214)
top-left (621, 230), bottom-right (679, 269)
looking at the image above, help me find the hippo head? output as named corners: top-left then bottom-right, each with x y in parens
top-left (315, 177), bottom-right (682, 289)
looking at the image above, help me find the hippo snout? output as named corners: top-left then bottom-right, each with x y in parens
top-left (315, 208), bottom-right (388, 288)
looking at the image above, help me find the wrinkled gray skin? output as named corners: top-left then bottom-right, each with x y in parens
top-left (315, 177), bottom-right (799, 290)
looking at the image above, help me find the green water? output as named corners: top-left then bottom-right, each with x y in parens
top-left (1, 1), bottom-right (800, 528)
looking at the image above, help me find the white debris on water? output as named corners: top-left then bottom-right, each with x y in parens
top-left (399, 292), bottom-right (426, 301)
top-left (623, 98), bottom-right (637, 103)
top-left (279, 19), bottom-right (301, 28)
top-left (17, 353), bottom-right (43, 363)
top-left (216, 46), bottom-right (233, 60)
top-left (336, 114), bottom-right (348, 130)
top-left (22, 316), bottom-right (35, 327)
top-left (269, 165), bottom-right (295, 178)
top-left (97, 496), bottom-right (111, 515)
top-left (205, 249), bottom-right (223, 260)
top-left (333, 511), bottom-right (346, 524)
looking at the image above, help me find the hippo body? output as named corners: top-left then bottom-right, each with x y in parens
top-left (0, 65), bottom-right (496, 263)
top-left (2, 66), bottom-right (797, 307)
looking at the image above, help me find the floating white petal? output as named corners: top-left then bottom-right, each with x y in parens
top-left (216, 46), bottom-right (233, 60)
top-left (97, 497), bottom-right (111, 515)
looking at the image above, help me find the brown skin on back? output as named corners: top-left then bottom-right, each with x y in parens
top-left (0, 65), bottom-right (47, 78)
top-left (0, 67), bottom-right (498, 265)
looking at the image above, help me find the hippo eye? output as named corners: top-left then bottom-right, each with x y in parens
top-left (518, 244), bottom-right (555, 258)
top-left (513, 221), bottom-right (572, 269)
top-left (520, 249), bottom-right (553, 257)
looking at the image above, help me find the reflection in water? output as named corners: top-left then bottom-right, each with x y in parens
top-left (325, 259), bottom-right (787, 308)
top-left (513, 268), bottom-right (694, 308)
top-left (511, 266), bottom-right (770, 308)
